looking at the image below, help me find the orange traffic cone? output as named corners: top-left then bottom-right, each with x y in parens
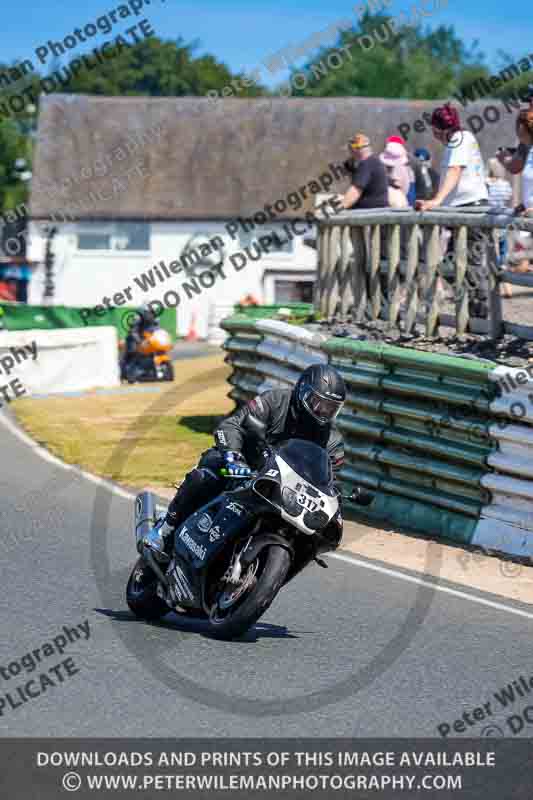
top-left (186, 311), bottom-right (199, 342)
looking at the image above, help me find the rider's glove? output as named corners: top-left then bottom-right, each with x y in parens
top-left (222, 451), bottom-right (252, 477)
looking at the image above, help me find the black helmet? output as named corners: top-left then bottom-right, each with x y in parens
top-left (293, 364), bottom-right (346, 426)
top-left (139, 303), bottom-right (157, 327)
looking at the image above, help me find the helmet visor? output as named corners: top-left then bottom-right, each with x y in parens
top-left (300, 387), bottom-right (344, 424)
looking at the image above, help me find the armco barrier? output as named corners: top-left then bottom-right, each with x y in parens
top-left (222, 315), bottom-right (533, 559)
top-left (222, 316), bottom-right (326, 405)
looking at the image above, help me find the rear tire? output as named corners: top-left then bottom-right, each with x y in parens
top-left (126, 557), bottom-right (169, 620)
top-left (208, 546), bottom-right (291, 640)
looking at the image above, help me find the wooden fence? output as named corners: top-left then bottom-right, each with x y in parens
top-left (316, 207), bottom-right (533, 339)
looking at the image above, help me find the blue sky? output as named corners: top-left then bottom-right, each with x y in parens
top-left (2, 0), bottom-right (532, 88)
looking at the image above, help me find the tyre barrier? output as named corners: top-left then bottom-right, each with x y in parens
top-left (222, 316), bottom-right (327, 405)
top-left (222, 315), bottom-right (533, 559)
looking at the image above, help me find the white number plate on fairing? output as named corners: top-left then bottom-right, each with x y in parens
top-left (274, 455), bottom-right (339, 536)
top-left (296, 493), bottom-right (318, 512)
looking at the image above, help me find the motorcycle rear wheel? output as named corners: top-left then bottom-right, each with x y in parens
top-left (126, 557), bottom-right (169, 620)
top-left (208, 545), bottom-right (291, 640)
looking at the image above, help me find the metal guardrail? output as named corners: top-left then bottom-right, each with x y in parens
top-left (316, 207), bottom-right (533, 341)
top-left (222, 316), bottom-right (327, 404)
top-left (323, 337), bottom-right (496, 541)
top-left (222, 315), bottom-right (533, 558)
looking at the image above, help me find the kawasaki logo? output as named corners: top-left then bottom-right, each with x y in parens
top-left (180, 529), bottom-right (207, 560)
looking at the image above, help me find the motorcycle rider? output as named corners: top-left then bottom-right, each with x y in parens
top-left (145, 363), bottom-right (348, 560)
top-left (123, 304), bottom-right (158, 375)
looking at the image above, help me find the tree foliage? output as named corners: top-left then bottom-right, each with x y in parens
top-left (0, 36), bottom-right (265, 216)
top-left (284, 12), bottom-right (488, 99)
top-left (0, 119), bottom-right (30, 214)
top-left (1, 22), bottom-right (529, 219)
top-left (47, 37), bottom-right (265, 98)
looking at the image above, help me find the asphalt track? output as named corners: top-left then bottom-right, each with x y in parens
top-left (1, 413), bottom-right (533, 738)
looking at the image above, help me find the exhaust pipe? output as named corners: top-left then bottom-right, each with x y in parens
top-left (135, 491), bottom-right (156, 554)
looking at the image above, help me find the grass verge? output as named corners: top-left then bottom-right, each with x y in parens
top-left (11, 354), bottom-right (233, 491)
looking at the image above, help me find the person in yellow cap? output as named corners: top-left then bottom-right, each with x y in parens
top-left (340, 132), bottom-right (388, 210)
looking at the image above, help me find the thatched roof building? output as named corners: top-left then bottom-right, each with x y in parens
top-left (30, 93), bottom-right (520, 221)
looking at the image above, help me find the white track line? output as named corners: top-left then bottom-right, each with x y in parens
top-left (3, 409), bottom-right (532, 621)
top-left (0, 411), bottom-right (134, 500)
top-left (331, 552), bottom-right (533, 621)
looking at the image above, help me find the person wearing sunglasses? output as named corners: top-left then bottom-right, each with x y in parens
top-left (340, 132), bottom-right (388, 211)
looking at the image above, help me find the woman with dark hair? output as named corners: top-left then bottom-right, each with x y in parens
top-left (416, 103), bottom-right (490, 318)
top-left (417, 104), bottom-right (488, 210)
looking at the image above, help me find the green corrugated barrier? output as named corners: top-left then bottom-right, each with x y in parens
top-left (221, 312), bottom-right (502, 547)
top-left (0, 303), bottom-right (177, 342)
top-left (233, 303), bottom-right (313, 321)
top-left (322, 338), bottom-right (497, 545)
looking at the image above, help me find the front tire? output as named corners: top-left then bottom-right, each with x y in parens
top-left (162, 361), bottom-right (174, 382)
top-left (208, 546), bottom-right (291, 640)
top-left (126, 557), bottom-right (169, 620)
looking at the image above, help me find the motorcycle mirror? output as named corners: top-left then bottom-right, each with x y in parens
top-left (343, 487), bottom-right (374, 506)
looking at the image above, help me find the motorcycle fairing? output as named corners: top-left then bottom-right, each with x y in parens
top-left (170, 494), bottom-right (257, 609)
top-left (252, 449), bottom-right (339, 536)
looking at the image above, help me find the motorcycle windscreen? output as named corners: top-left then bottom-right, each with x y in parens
top-left (277, 439), bottom-right (333, 493)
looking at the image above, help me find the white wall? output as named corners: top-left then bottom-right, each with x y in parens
top-left (28, 220), bottom-right (317, 339)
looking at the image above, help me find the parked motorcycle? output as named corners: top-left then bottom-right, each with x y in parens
top-left (119, 326), bottom-right (174, 383)
top-left (126, 439), bottom-right (366, 640)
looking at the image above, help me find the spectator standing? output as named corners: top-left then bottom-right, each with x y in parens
top-left (486, 157), bottom-right (513, 208)
top-left (379, 140), bottom-right (413, 201)
top-left (341, 132), bottom-right (388, 210)
top-left (416, 103), bottom-right (490, 319)
top-left (339, 133), bottom-right (388, 315)
top-left (379, 150), bottom-right (409, 208)
top-left (385, 136), bottom-right (416, 204)
top-left (498, 108), bottom-right (533, 272)
top-left (486, 158), bottom-right (513, 296)
top-left (413, 148), bottom-right (440, 201)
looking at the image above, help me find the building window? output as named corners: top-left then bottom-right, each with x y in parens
top-left (77, 231), bottom-right (112, 250)
top-left (76, 223), bottom-right (150, 252)
top-left (240, 229), bottom-right (293, 255)
top-left (114, 223), bottom-right (150, 251)
top-left (274, 280), bottom-right (314, 303)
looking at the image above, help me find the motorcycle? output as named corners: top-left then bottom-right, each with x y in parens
top-left (126, 438), bottom-right (367, 640)
top-left (120, 326), bottom-right (174, 383)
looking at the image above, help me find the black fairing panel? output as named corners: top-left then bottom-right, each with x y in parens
top-left (171, 493), bottom-right (257, 608)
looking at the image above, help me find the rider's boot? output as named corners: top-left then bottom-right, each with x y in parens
top-left (143, 517), bottom-right (174, 563)
top-left (144, 465), bottom-right (222, 561)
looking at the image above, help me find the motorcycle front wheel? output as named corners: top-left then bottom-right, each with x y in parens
top-left (208, 545), bottom-right (291, 640)
top-left (161, 361), bottom-right (174, 382)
